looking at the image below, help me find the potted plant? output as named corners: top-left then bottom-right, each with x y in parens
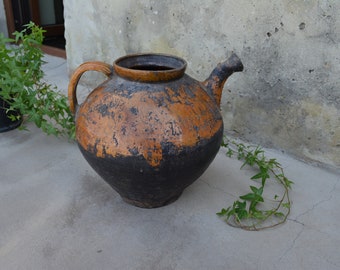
top-left (0, 22), bottom-right (74, 138)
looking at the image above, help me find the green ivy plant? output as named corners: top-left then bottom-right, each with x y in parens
top-left (0, 22), bottom-right (75, 138)
top-left (217, 137), bottom-right (293, 230)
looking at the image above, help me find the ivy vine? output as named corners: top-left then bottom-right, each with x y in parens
top-left (217, 137), bottom-right (293, 230)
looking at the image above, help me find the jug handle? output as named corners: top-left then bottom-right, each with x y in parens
top-left (68, 61), bottom-right (113, 114)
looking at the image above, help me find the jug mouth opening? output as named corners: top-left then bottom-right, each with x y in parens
top-left (114, 53), bottom-right (187, 82)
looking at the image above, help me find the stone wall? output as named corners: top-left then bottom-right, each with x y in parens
top-left (62, 1), bottom-right (340, 168)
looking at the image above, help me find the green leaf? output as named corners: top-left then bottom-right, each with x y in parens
top-left (251, 210), bottom-right (266, 220)
top-left (274, 212), bottom-right (285, 218)
top-left (282, 202), bottom-right (290, 209)
top-left (226, 149), bottom-right (233, 157)
top-left (239, 193), bottom-right (256, 201)
top-left (216, 208), bottom-right (228, 216)
top-left (234, 201), bottom-right (248, 220)
top-left (250, 171), bottom-right (264, 180)
top-left (250, 185), bottom-right (263, 195)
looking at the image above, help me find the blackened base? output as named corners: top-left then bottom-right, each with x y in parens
top-left (122, 192), bottom-right (182, 208)
top-left (78, 128), bottom-right (223, 208)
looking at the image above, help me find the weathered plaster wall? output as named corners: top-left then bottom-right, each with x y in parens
top-left (64, 0), bottom-right (340, 168)
top-left (0, 0), bottom-right (8, 37)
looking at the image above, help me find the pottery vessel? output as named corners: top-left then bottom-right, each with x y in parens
top-left (0, 96), bottom-right (22, 133)
top-left (68, 53), bottom-right (243, 208)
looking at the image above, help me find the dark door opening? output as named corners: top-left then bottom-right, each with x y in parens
top-left (4, 0), bottom-right (66, 58)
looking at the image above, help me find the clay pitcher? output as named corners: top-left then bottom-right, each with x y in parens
top-left (68, 53), bottom-right (243, 208)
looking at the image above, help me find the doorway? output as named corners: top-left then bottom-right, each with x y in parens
top-left (4, 0), bottom-right (66, 58)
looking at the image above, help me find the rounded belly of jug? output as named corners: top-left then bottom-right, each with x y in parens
top-left (77, 127), bottom-right (223, 208)
top-left (74, 76), bottom-right (224, 207)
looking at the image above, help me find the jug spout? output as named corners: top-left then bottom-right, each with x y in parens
top-left (203, 53), bottom-right (243, 106)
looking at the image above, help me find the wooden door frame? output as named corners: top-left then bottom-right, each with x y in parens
top-left (3, 0), bottom-right (66, 58)
top-left (29, 0), bottom-right (65, 36)
top-left (3, 0), bottom-right (15, 38)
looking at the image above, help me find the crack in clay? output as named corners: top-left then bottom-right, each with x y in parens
top-left (294, 180), bottom-right (338, 223)
top-left (278, 226), bottom-right (304, 262)
top-left (287, 218), bottom-right (305, 226)
top-left (287, 180), bottom-right (338, 227)
top-left (325, 257), bottom-right (340, 268)
top-left (198, 179), bottom-right (237, 198)
top-left (278, 179), bottom-right (339, 262)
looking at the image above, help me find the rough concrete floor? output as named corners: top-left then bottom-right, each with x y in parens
top-left (1, 55), bottom-right (340, 270)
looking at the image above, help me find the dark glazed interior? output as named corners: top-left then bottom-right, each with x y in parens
top-left (115, 53), bottom-right (187, 71)
top-left (113, 53), bottom-right (188, 82)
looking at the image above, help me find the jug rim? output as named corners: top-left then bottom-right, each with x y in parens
top-left (114, 53), bottom-right (187, 82)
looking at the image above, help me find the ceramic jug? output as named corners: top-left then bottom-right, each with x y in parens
top-left (68, 53), bottom-right (243, 208)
